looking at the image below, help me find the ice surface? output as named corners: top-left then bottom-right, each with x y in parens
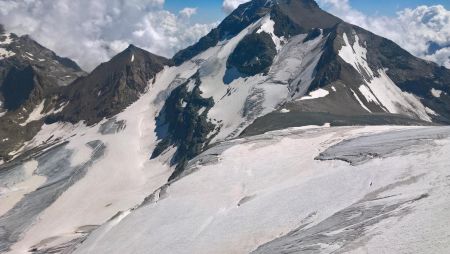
top-left (317, 127), bottom-right (450, 164)
top-left (0, 141), bottom-right (106, 252)
top-left (2, 66), bottom-right (192, 253)
top-left (73, 126), bottom-right (450, 254)
top-left (0, 160), bottom-right (43, 217)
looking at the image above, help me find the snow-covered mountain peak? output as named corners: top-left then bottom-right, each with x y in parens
top-left (147, 0), bottom-right (450, 179)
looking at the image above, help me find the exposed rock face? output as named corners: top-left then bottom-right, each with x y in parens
top-left (0, 28), bottom-right (85, 161)
top-left (227, 32), bottom-right (277, 76)
top-left (173, 0), bottom-right (341, 66)
top-left (0, 27), bottom-right (171, 162)
top-left (172, 0), bottom-right (273, 65)
top-left (152, 72), bottom-right (216, 180)
top-left (1, 66), bottom-right (36, 110)
top-left (0, 30), bottom-right (84, 112)
top-left (47, 45), bottom-right (172, 125)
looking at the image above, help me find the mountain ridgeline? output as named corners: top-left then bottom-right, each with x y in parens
top-left (154, 0), bottom-right (450, 177)
top-left (46, 45), bottom-right (172, 125)
top-left (0, 28), bottom-right (171, 160)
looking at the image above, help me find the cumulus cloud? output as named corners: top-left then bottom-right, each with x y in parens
top-left (179, 7), bottom-right (198, 18)
top-left (222, 0), bottom-right (249, 14)
top-left (317, 0), bottom-right (450, 68)
top-left (1, 0), bottom-right (449, 70)
top-left (0, 0), bottom-right (215, 71)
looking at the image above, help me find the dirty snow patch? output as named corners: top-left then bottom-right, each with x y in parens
top-left (0, 48), bottom-right (15, 59)
top-left (431, 88), bottom-right (443, 98)
top-left (366, 70), bottom-right (432, 122)
top-left (20, 101), bottom-right (45, 126)
top-left (299, 88), bottom-right (329, 101)
top-left (0, 33), bottom-right (14, 45)
top-left (257, 15), bottom-right (285, 51)
top-left (351, 89), bottom-right (371, 113)
top-left (358, 85), bottom-right (380, 105)
top-left (339, 33), bottom-right (373, 78)
top-left (425, 107), bottom-right (438, 116)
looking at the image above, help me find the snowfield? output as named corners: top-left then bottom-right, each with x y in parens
top-left (70, 125), bottom-right (450, 254)
top-left (339, 32), bottom-right (433, 122)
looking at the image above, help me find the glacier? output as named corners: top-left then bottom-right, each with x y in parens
top-left (72, 125), bottom-right (450, 254)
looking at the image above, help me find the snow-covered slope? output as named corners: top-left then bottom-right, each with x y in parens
top-left (338, 32), bottom-right (432, 122)
top-left (0, 65), bottom-right (193, 253)
top-left (1, 0), bottom-right (450, 253)
top-left (72, 125), bottom-right (450, 254)
top-left (196, 16), bottom-right (326, 141)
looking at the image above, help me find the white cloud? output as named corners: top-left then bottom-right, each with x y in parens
top-left (222, 0), bottom-right (249, 14)
top-left (0, 0), bottom-right (216, 71)
top-left (317, 0), bottom-right (450, 68)
top-left (2, 0), bottom-right (449, 70)
top-left (179, 7), bottom-right (198, 18)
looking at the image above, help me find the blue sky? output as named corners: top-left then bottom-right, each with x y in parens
top-left (165, 0), bottom-right (224, 23)
top-left (349, 0), bottom-right (450, 16)
top-left (165, 0), bottom-right (450, 23)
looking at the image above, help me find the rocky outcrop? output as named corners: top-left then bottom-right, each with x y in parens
top-left (227, 32), bottom-right (277, 76)
top-left (0, 27), bottom-right (85, 161)
top-left (152, 72), bottom-right (216, 180)
top-left (47, 45), bottom-right (172, 125)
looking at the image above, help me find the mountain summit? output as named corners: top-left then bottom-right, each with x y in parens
top-left (48, 44), bottom-right (172, 125)
top-left (156, 0), bottom-right (450, 178)
top-left (174, 0), bottom-right (340, 65)
top-left (0, 26), bottom-right (85, 160)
